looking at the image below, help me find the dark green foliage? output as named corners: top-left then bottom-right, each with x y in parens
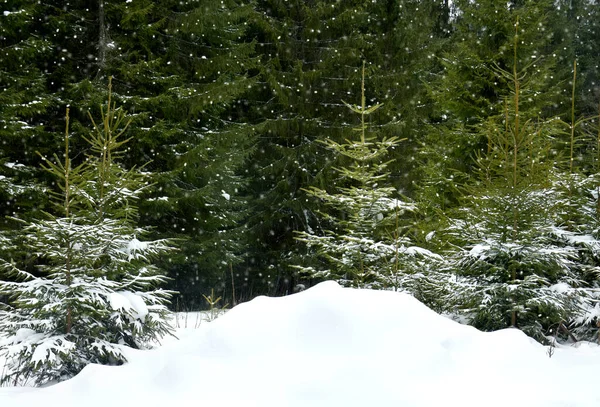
top-left (1, 0), bottom-right (261, 308)
top-left (572, 0), bottom-right (600, 116)
top-left (243, 0), bottom-right (447, 292)
top-left (0, 2), bottom-right (61, 226)
top-left (420, 0), bottom-right (575, 212)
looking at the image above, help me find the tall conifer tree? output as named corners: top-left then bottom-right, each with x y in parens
top-left (244, 0), bottom-right (447, 293)
top-left (419, 0), bottom-right (574, 213)
top-left (1, 0), bottom-right (260, 307)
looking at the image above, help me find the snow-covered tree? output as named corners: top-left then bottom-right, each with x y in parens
top-left (295, 63), bottom-right (440, 293)
top-left (440, 21), bottom-right (597, 341)
top-left (541, 63), bottom-right (600, 340)
top-left (0, 80), bottom-right (173, 385)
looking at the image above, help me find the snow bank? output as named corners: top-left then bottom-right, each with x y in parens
top-left (1, 281), bottom-right (599, 407)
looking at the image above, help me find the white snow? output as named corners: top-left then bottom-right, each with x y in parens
top-left (221, 190), bottom-right (230, 201)
top-left (125, 238), bottom-right (149, 260)
top-left (4, 162), bottom-right (25, 169)
top-left (3, 10), bottom-right (25, 16)
top-left (31, 336), bottom-right (75, 366)
top-left (549, 282), bottom-right (572, 294)
top-left (1, 281), bottom-right (600, 407)
top-left (7, 328), bottom-right (37, 343)
top-left (147, 196), bottom-right (169, 202)
top-left (551, 226), bottom-right (600, 247)
top-left (404, 245), bottom-right (443, 259)
top-left (469, 243), bottom-right (491, 257)
top-left (108, 291), bottom-right (149, 321)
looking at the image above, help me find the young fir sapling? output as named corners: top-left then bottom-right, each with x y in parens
top-left (0, 79), bottom-right (174, 385)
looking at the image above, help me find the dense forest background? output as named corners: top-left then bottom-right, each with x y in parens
top-left (1, 0), bottom-right (600, 342)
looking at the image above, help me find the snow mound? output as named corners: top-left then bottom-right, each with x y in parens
top-left (1, 281), bottom-right (599, 407)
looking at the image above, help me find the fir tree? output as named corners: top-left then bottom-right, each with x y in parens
top-left (419, 0), bottom-right (575, 214)
top-left (571, 0), bottom-right (600, 117)
top-left (0, 81), bottom-right (173, 385)
top-left (295, 63), bottom-right (439, 294)
top-left (1, 0), bottom-right (260, 308)
top-left (244, 0), bottom-right (447, 293)
top-left (0, 1), bottom-right (62, 227)
top-left (106, 0), bottom-right (260, 307)
top-left (544, 59), bottom-right (600, 340)
top-left (440, 19), bottom-right (594, 340)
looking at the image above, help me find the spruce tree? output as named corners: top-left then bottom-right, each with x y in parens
top-left (1, 0), bottom-right (260, 308)
top-left (244, 0), bottom-right (447, 294)
top-left (571, 0), bottom-right (600, 117)
top-left (440, 19), bottom-right (593, 340)
top-left (105, 0), bottom-right (260, 307)
top-left (0, 1), bottom-right (62, 227)
top-left (295, 63), bottom-right (439, 295)
top-left (0, 82), bottom-right (173, 385)
top-left (419, 0), bottom-right (575, 214)
top-left (545, 59), bottom-right (600, 340)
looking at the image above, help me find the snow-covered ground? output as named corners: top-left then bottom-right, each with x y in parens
top-left (1, 281), bottom-right (599, 407)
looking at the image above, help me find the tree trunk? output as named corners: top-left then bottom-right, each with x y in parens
top-left (98, 0), bottom-right (107, 73)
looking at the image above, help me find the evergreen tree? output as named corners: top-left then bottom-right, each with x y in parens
top-left (116, 0), bottom-right (261, 308)
top-left (244, 0), bottom-right (447, 294)
top-left (295, 63), bottom-right (440, 296)
top-left (0, 83), bottom-right (173, 385)
top-left (1, 0), bottom-right (260, 308)
top-left (545, 58), bottom-right (600, 340)
top-left (572, 0), bottom-right (600, 117)
top-left (439, 20), bottom-right (594, 340)
top-left (419, 0), bottom-right (575, 214)
top-left (0, 1), bottom-right (62, 227)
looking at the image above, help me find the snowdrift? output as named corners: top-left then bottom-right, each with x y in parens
top-left (1, 281), bottom-right (599, 407)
